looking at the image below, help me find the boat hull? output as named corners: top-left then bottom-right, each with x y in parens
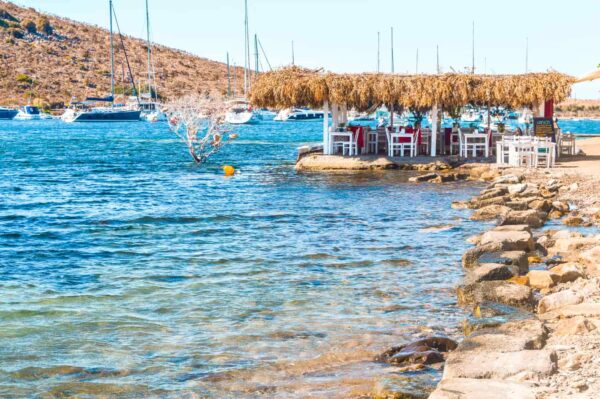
top-left (225, 111), bottom-right (260, 125)
top-left (0, 109), bottom-right (18, 120)
top-left (67, 110), bottom-right (142, 122)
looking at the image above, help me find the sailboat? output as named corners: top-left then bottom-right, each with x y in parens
top-left (138, 0), bottom-right (166, 122)
top-left (62, 0), bottom-right (141, 122)
top-left (224, 0), bottom-right (260, 125)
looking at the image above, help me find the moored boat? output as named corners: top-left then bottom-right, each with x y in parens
top-left (274, 108), bottom-right (325, 121)
top-left (225, 99), bottom-right (260, 124)
top-left (14, 105), bottom-right (42, 120)
top-left (0, 107), bottom-right (18, 120)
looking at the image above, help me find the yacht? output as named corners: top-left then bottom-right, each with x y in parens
top-left (15, 105), bottom-right (42, 120)
top-left (461, 109), bottom-right (481, 123)
top-left (61, 1), bottom-right (142, 123)
top-left (0, 107), bottom-right (18, 120)
top-left (274, 108), bottom-right (325, 121)
top-left (62, 98), bottom-right (141, 122)
top-left (225, 99), bottom-right (260, 124)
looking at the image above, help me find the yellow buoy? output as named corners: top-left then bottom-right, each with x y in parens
top-left (223, 165), bottom-right (235, 176)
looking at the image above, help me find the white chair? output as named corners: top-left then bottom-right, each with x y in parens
top-left (366, 127), bottom-right (379, 154)
top-left (330, 129), bottom-right (355, 156)
top-left (417, 129), bottom-right (430, 156)
top-left (508, 138), bottom-right (534, 167)
top-left (389, 129), bottom-right (416, 157)
top-left (496, 136), bottom-right (516, 165)
top-left (532, 139), bottom-right (555, 168)
top-left (461, 133), bottom-right (488, 158)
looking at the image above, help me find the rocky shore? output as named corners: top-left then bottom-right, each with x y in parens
top-left (369, 162), bottom-right (600, 399)
top-left (428, 169), bottom-right (600, 399)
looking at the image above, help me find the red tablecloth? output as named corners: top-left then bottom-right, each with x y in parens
top-left (348, 126), bottom-right (364, 148)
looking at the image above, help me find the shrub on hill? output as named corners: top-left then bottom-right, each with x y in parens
top-left (36, 17), bottom-right (52, 35)
top-left (8, 28), bottom-right (23, 39)
top-left (0, 9), bottom-right (18, 22)
top-left (16, 73), bottom-right (33, 85)
top-left (22, 19), bottom-right (36, 33)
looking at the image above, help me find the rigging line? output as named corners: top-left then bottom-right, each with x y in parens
top-left (257, 37), bottom-right (272, 71)
top-left (112, 6), bottom-right (140, 105)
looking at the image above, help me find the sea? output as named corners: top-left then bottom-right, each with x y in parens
top-left (0, 118), bottom-right (598, 398)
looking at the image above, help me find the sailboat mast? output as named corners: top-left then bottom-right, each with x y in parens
top-left (436, 45), bottom-right (440, 74)
top-left (109, 0), bottom-right (115, 100)
top-left (145, 0), bottom-right (152, 100)
top-left (291, 40), bottom-right (295, 65)
top-left (525, 37), bottom-right (529, 73)
top-left (390, 27), bottom-right (394, 73)
top-left (416, 48), bottom-right (419, 74)
top-left (243, 0), bottom-right (250, 96)
top-left (227, 52), bottom-right (231, 98)
top-left (254, 34), bottom-right (259, 77)
top-left (377, 31), bottom-right (380, 73)
top-left (471, 20), bottom-right (475, 74)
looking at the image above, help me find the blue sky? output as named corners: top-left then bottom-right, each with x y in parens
top-left (15, 0), bottom-right (600, 98)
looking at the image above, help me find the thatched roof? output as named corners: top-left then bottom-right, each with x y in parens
top-left (250, 66), bottom-right (575, 111)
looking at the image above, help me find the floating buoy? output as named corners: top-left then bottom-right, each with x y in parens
top-left (223, 165), bottom-right (235, 176)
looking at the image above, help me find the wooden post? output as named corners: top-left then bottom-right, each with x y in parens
top-left (323, 101), bottom-right (330, 154)
top-left (430, 104), bottom-right (438, 156)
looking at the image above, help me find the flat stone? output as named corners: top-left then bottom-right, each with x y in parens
top-left (527, 270), bottom-right (559, 290)
top-left (552, 237), bottom-right (599, 253)
top-left (429, 378), bottom-right (535, 399)
top-left (492, 175), bottom-right (522, 186)
top-left (458, 281), bottom-right (534, 309)
top-left (528, 199), bottom-right (552, 212)
top-left (548, 263), bottom-right (583, 283)
top-left (563, 215), bottom-right (585, 226)
top-left (459, 319), bottom-right (547, 352)
top-left (507, 183), bottom-right (527, 195)
top-left (539, 303), bottom-right (600, 320)
top-left (375, 337), bottom-right (458, 367)
top-left (466, 263), bottom-right (519, 283)
top-left (499, 210), bottom-right (545, 228)
top-left (409, 173), bottom-right (438, 183)
top-left (479, 187), bottom-right (509, 200)
top-left (505, 201), bottom-right (530, 211)
top-left (537, 290), bottom-right (584, 314)
top-left (492, 224), bottom-right (532, 233)
top-left (552, 201), bottom-right (570, 213)
top-left (479, 230), bottom-right (534, 252)
top-left (553, 316), bottom-right (598, 336)
top-left (473, 196), bottom-right (509, 208)
top-left (443, 350), bottom-right (556, 380)
top-left (470, 205), bottom-right (511, 221)
top-left (462, 243), bottom-right (504, 268)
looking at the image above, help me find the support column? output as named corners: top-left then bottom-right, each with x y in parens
top-left (430, 104), bottom-right (438, 156)
top-left (323, 101), bottom-right (330, 154)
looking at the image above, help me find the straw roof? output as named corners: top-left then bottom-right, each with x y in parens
top-left (250, 66), bottom-right (575, 111)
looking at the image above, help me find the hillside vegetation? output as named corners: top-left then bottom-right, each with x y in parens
top-left (0, 1), bottom-right (244, 108)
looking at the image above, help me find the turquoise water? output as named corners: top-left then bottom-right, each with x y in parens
top-left (0, 118), bottom-right (597, 398)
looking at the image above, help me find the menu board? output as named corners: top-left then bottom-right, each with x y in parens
top-left (533, 118), bottom-right (554, 139)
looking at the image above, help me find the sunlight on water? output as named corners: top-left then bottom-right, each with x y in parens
top-left (0, 118), bottom-right (597, 398)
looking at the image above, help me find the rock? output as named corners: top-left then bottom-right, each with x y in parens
top-left (375, 337), bottom-right (458, 367)
top-left (479, 187), bottom-right (508, 200)
top-left (451, 200), bottom-right (472, 209)
top-left (553, 316), bottom-right (597, 336)
top-left (551, 237), bottom-right (599, 253)
top-left (458, 319), bottom-right (548, 352)
top-left (548, 210), bottom-right (564, 219)
top-left (539, 303), bottom-right (600, 320)
top-left (466, 235), bottom-right (481, 245)
top-left (569, 182), bottom-right (579, 192)
top-left (466, 263), bottom-right (519, 283)
top-left (507, 183), bottom-right (527, 195)
top-left (557, 353), bottom-right (593, 371)
top-left (528, 199), bottom-right (552, 213)
top-left (479, 230), bottom-right (535, 252)
top-left (552, 230), bottom-right (583, 239)
top-left (499, 210), bottom-right (545, 228)
top-left (458, 281), bottom-right (534, 309)
top-left (470, 205), bottom-right (511, 221)
top-left (372, 374), bottom-right (435, 399)
top-left (462, 243), bottom-right (504, 268)
top-left (409, 173), bottom-right (438, 183)
top-left (493, 175), bottom-right (522, 185)
top-left (508, 275), bottom-right (529, 286)
top-left (579, 247), bottom-right (600, 276)
top-left (563, 215), bottom-right (585, 226)
top-left (505, 201), bottom-right (530, 211)
top-left (473, 196), bottom-right (509, 208)
top-left (492, 224), bottom-right (532, 233)
top-left (552, 201), bottom-right (570, 213)
top-left (537, 290), bottom-right (584, 314)
top-left (431, 174), bottom-right (458, 184)
top-left (548, 263), bottom-right (583, 283)
top-left (476, 251), bottom-right (529, 274)
top-left (429, 378), bottom-right (536, 399)
top-left (443, 350), bottom-right (556, 380)
top-left (527, 270), bottom-right (559, 289)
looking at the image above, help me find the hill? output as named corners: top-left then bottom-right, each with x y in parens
top-left (0, 1), bottom-right (245, 108)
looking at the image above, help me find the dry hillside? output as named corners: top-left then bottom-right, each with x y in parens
top-left (0, 1), bottom-right (245, 108)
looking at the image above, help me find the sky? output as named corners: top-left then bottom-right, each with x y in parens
top-left (14, 0), bottom-right (600, 98)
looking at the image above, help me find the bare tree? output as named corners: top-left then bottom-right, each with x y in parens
top-left (164, 94), bottom-right (237, 164)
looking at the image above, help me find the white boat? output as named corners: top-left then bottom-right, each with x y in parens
top-left (61, 1), bottom-right (142, 123)
top-left (225, 99), bottom-right (260, 124)
top-left (274, 108), bottom-right (325, 121)
top-left (461, 110), bottom-right (481, 123)
top-left (15, 105), bottom-right (42, 120)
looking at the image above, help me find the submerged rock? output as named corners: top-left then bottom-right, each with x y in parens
top-left (465, 263), bottom-right (519, 283)
top-left (470, 205), bottom-right (511, 221)
top-left (429, 378), bottom-right (536, 399)
top-left (457, 318), bottom-right (548, 353)
top-left (457, 281), bottom-right (535, 310)
top-left (375, 337), bottom-right (458, 367)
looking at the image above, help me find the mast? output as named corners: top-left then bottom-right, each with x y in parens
top-left (243, 0), bottom-right (249, 96)
top-left (377, 31), bottom-right (380, 73)
top-left (254, 34), bottom-right (259, 77)
top-left (390, 27), bottom-right (394, 73)
top-left (291, 40), bottom-right (295, 65)
top-left (227, 52), bottom-right (231, 98)
top-left (525, 37), bottom-right (529, 73)
top-left (109, 0), bottom-right (115, 101)
top-left (233, 62), bottom-right (237, 97)
top-left (471, 20), bottom-right (475, 74)
top-left (145, 0), bottom-right (153, 100)
top-left (436, 45), bottom-right (440, 74)
top-left (416, 48), bottom-right (419, 74)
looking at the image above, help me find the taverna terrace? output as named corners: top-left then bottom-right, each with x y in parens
top-left (250, 67), bottom-right (578, 168)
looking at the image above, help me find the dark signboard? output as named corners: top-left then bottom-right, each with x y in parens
top-left (533, 118), bottom-right (554, 139)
